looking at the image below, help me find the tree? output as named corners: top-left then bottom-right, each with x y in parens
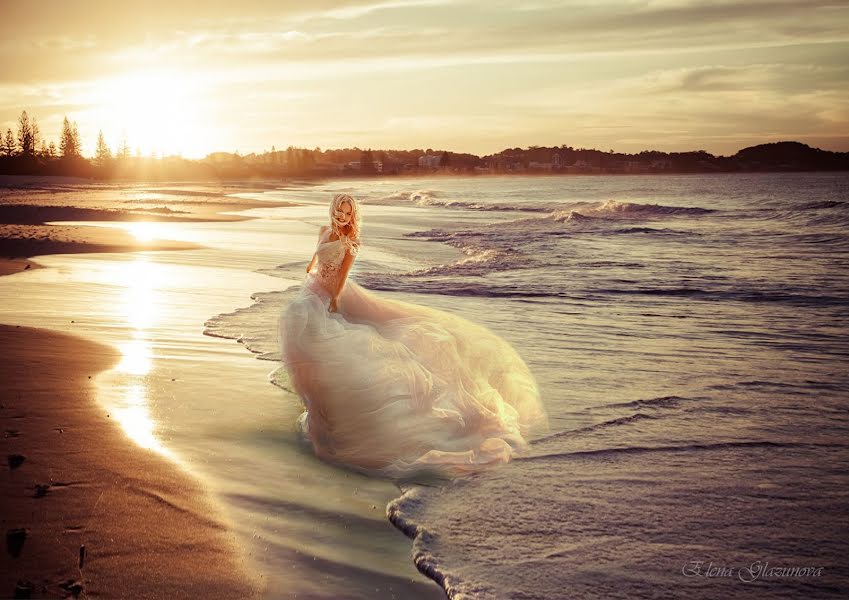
top-left (31, 117), bottom-right (41, 154)
top-left (47, 141), bottom-right (57, 159)
top-left (117, 133), bottom-right (131, 160)
top-left (95, 130), bottom-right (112, 165)
top-left (360, 149), bottom-right (374, 173)
top-left (2, 128), bottom-right (15, 157)
top-left (72, 121), bottom-right (81, 156)
top-left (17, 110), bottom-right (36, 156)
top-left (300, 148), bottom-right (314, 171)
top-left (439, 151), bottom-right (451, 167)
top-left (60, 117), bottom-right (81, 158)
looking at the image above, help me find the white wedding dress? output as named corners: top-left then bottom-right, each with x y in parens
top-left (278, 232), bottom-right (547, 477)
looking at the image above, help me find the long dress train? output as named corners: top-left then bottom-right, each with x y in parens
top-left (278, 234), bottom-right (547, 477)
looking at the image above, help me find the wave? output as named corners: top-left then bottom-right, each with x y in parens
top-left (600, 395), bottom-right (690, 410)
top-left (392, 200), bottom-right (709, 283)
top-left (589, 286), bottom-right (849, 307)
top-left (550, 200), bottom-right (713, 221)
top-left (750, 199), bottom-right (849, 227)
top-left (387, 487), bottom-right (461, 599)
top-left (518, 440), bottom-right (849, 462)
top-left (365, 189), bottom-right (553, 212)
top-left (203, 287), bottom-right (300, 360)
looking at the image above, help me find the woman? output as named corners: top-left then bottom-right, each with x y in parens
top-left (278, 193), bottom-right (547, 477)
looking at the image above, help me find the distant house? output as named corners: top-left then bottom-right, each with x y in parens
top-left (418, 154), bottom-right (441, 168)
top-left (528, 161), bottom-right (553, 171)
top-left (623, 160), bottom-right (650, 173)
top-left (345, 160), bottom-right (383, 172)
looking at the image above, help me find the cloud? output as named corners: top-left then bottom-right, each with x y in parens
top-left (0, 0), bottom-right (847, 154)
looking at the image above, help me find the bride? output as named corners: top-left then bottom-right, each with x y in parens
top-left (278, 193), bottom-right (547, 477)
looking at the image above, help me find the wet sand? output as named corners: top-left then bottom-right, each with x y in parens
top-left (0, 176), bottom-right (298, 269)
top-left (0, 178), bottom-right (286, 597)
top-left (0, 324), bottom-right (263, 599)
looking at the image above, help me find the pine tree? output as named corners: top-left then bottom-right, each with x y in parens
top-left (17, 110), bottom-right (35, 156)
top-left (95, 130), bottom-right (112, 165)
top-left (60, 117), bottom-right (80, 158)
top-left (72, 121), bottom-right (81, 157)
top-left (47, 141), bottom-right (57, 159)
top-left (117, 133), bottom-right (130, 160)
top-left (2, 128), bottom-right (15, 157)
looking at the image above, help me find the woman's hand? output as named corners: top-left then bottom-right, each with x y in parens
top-left (328, 297), bottom-right (338, 313)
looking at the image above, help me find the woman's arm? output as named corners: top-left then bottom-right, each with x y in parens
top-left (329, 250), bottom-right (356, 312)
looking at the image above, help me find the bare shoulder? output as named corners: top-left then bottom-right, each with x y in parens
top-left (319, 225), bottom-right (330, 233)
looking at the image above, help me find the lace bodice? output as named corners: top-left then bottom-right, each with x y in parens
top-left (308, 238), bottom-right (346, 292)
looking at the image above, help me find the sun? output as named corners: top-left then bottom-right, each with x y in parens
top-left (87, 68), bottom-right (212, 158)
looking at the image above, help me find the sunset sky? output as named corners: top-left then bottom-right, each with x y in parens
top-left (1, 0), bottom-right (847, 159)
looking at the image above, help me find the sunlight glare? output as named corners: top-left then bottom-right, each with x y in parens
top-left (113, 383), bottom-right (172, 457)
top-left (87, 68), bottom-right (212, 157)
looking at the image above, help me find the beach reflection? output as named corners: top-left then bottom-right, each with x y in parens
top-left (106, 257), bottom-right (172, 457)
top-left (116, 339), bottom-right (152, 374)
top-left (112, 383), bottom-right (172, 456)
top-left (125, 221), bottom-right (170, 242)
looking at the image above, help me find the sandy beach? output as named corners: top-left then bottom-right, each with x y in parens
top-left (0, 324), bottom-right (262, 599)
top-left (0, 175), bottom-right (298, 277)
top-left (0, 176), bottom-right (446, 599)
top-left (0, 177), bottom-right (289, 599)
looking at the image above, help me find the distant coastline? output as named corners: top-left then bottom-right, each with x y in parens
top-left (1, 138), bottom-right (847, 182)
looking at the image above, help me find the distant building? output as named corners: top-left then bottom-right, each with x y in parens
top-left (623, 160), bottom-right (650, 173)
top-left (345, 160), bottom-right (383, 172)
top-left (418, 154), bottom-right (441, 168)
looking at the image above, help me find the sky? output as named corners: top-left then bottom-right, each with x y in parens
top-left (0, 0), bottom-right (847, 158)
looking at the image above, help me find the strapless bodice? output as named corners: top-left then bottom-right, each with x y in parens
top-left (307, 238), bottom-right (345, 295)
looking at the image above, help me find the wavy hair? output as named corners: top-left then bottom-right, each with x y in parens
top-left (329, 193), bottom-right (362, 256)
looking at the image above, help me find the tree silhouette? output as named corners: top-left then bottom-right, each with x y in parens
top-left (60, 117), bottom-right (81, 158)
top-left (439, 151), bottom-right (451, 167)
top-left (2, 129), bottom-right (15, 157)
top-left (16, 110), bottom-right (36, 156)
top-left (117, 133), bottom-right (131, 160)
top-left (95, 130), bottom-right (112, 165)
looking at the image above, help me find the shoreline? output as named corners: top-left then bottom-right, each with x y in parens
top-left (0, 180), bottom-right (299, 276)
top-left (0, 324), bottom-right (263, 598)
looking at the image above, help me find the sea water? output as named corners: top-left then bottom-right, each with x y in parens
top-left (206, 173), bottom-right (849, 598)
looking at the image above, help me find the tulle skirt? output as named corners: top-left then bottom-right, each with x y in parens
top-left (278, 273), bottom-right (547, 477)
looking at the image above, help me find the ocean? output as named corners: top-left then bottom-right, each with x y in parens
top-left (2, 172), bottom-right (847, 598)
top-left (207, 172), bottom-right (849, 598)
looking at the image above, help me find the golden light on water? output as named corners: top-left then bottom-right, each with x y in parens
top-left (116, 339), bottom-right (152, 375)
top-left (105, 256), bottom-right (171, 456)
top-left (113, 383), bottom-right (172, 457)
top-left (122, 259), bottom-right (159, 330)
top-left (126, 221), bottom-right (168, 243)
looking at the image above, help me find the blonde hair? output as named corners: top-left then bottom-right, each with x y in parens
top-left (329, 193), bottom-right (361, 256)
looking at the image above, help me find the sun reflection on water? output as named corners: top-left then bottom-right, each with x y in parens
top-left (126, 221), bottom-right (169, 242)
top-left (103, 256), bottom-right (173, 457)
